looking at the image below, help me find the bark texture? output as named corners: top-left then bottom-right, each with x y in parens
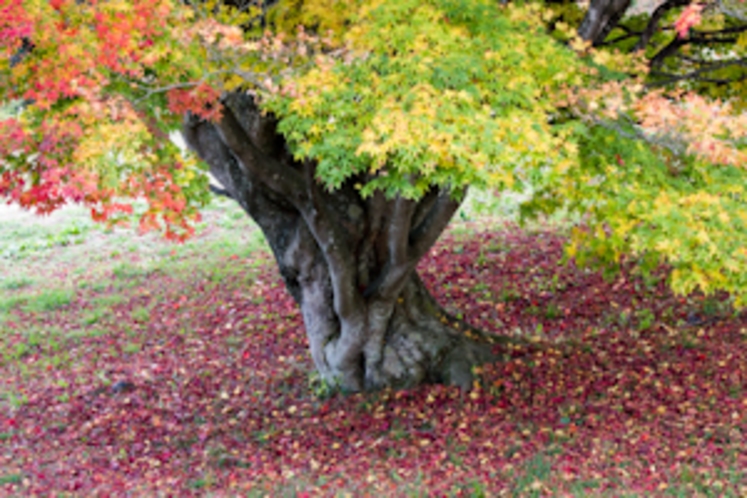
top-left (578, 0), bottom-right (632, 45)
top-left (182, 92), bottom-right (498, 391)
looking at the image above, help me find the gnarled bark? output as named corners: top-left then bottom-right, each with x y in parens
top-left (578, 0), bottom-right (632, 45)
top-left (182, 92), bottom-right (499, 391)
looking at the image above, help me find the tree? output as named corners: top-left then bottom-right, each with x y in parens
top-left (1, 0), bottom-right (746, 391)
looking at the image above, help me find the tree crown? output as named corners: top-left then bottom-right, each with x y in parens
top-left (2, 0), bottom-right (747, 303)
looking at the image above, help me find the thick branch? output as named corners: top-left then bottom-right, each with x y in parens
top-left (366, 190), bottom-right (387, 240)
top-left (388, 197), bottom-right (417, 268)
top-left (410, 189), bottom-right (464, 262)
top-left (299, 162), bottom-right (368, 389)
top-left (411, 187), bottom-right (440, 230)
top-left (363, 189), bottom-right (461, 302)
top-left (213, 102), bottom-right (305, 203)
top-left (300, 160), bottom-right (363, 322)
top-left (650, 35), bottom-right (687, 68)
top-left (356, 189), bottom-right (387, 290)
top-left (182, 113), bottom-right (310, 306)
top-left (362, 196), bottom-right (417, 301)
top-left (182, 115), bottom-right (243, 199)
top-left (578, 0), bottom-right (632, 44)
top-left (598, 24), bottom-right (642, 46)
top-left (648, 24), bottom-right (747, 69)
top-left (687, 25), bottom-right (747, 45)
top-left (634, 0), bottom-right (691, 51)
top-left (222, 92), bottom-right (284, 157)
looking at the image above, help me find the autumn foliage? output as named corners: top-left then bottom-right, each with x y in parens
top-left (1, 0), bottom-right (209, 239)
top-left (2, 0), bottom-right (747, 489)
top-left (1, 1), bottom-right (747, 293)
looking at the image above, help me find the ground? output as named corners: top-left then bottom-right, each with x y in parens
top-left (0, 196), bottom-right (745, 496)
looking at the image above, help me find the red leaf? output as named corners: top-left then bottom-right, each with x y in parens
top-left (674, 3), bottom-right (703, 38)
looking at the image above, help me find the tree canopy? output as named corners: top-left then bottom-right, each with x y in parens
top-left (1, 0), bottom-right (747, 303)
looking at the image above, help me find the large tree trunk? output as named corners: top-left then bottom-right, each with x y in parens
top-left (182, 93), bottom-right (498, 391)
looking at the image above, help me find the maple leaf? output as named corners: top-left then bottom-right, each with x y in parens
top-left (674, 3), bottom-right (704, 39)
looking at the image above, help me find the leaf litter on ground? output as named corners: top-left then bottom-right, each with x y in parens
top-left (1, 220), bottom-right (746, 496)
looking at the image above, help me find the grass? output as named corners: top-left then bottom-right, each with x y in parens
top-left (131, 305), bottom-right (151, 323)
top-left (0, 277), bottom-right (34, 291)
top-left (112, 263), bottom-right (149, 280)
top-left (22, 289), bottom-right (75, 313)
top-left (90, 294), bottom-right (127, 308)
top-left (80, 308), bottom-right (110, 326)
top-left (511, 452), bottom-right (554, 496)
top-left (0, 196), bottom-right (266, 366)
top-left (0, 197), bottom-right (261, 291)
top-left (0, 295), bottom-right (27, 313)
top-left (0, 474), bottom-right (22, 486)
top-left (0, 290), bottom-right (74, 315)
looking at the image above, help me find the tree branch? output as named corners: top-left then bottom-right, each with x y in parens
top-left (691, 24), bottom-right (747, 37)
top-left (650, 35), bottom-right (687, 68)
top-left (364, 189), bottom-right (387, 258)
top-left (650, 24), bottom-right (747, 68)
top-left (598, 25), bottom-right (643, 46)
top-left (364, 188), bottom-right (464, 302)
top-left (578, 0), bottom-right (632, 44)
top-left (650, 70), bottom-right (747, 86)
top-left (355, 188), bottom-right (386, 289)
top-left (363, 196), bottom-right (417, 300)
top-left (634, 0), bottom-right (691, 51)
top-left (411, 187), bottom-right (440, 230)
top-left (410, 188), bottom-right (465, 263)
top-left (213, 102), bottom-right (305, 203)
top-left (588, 111), bottom-right (688, 157)
top-left (649, 57), bottom-right (747, 86)
top-left (388, 196), bottom-right (417, 268)
top-left (182, 114), bottom-right (243, 199)
top-left (299, 160), bottom-right (363, 321)
top-left (222, 92), bottom-right (284, 157)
